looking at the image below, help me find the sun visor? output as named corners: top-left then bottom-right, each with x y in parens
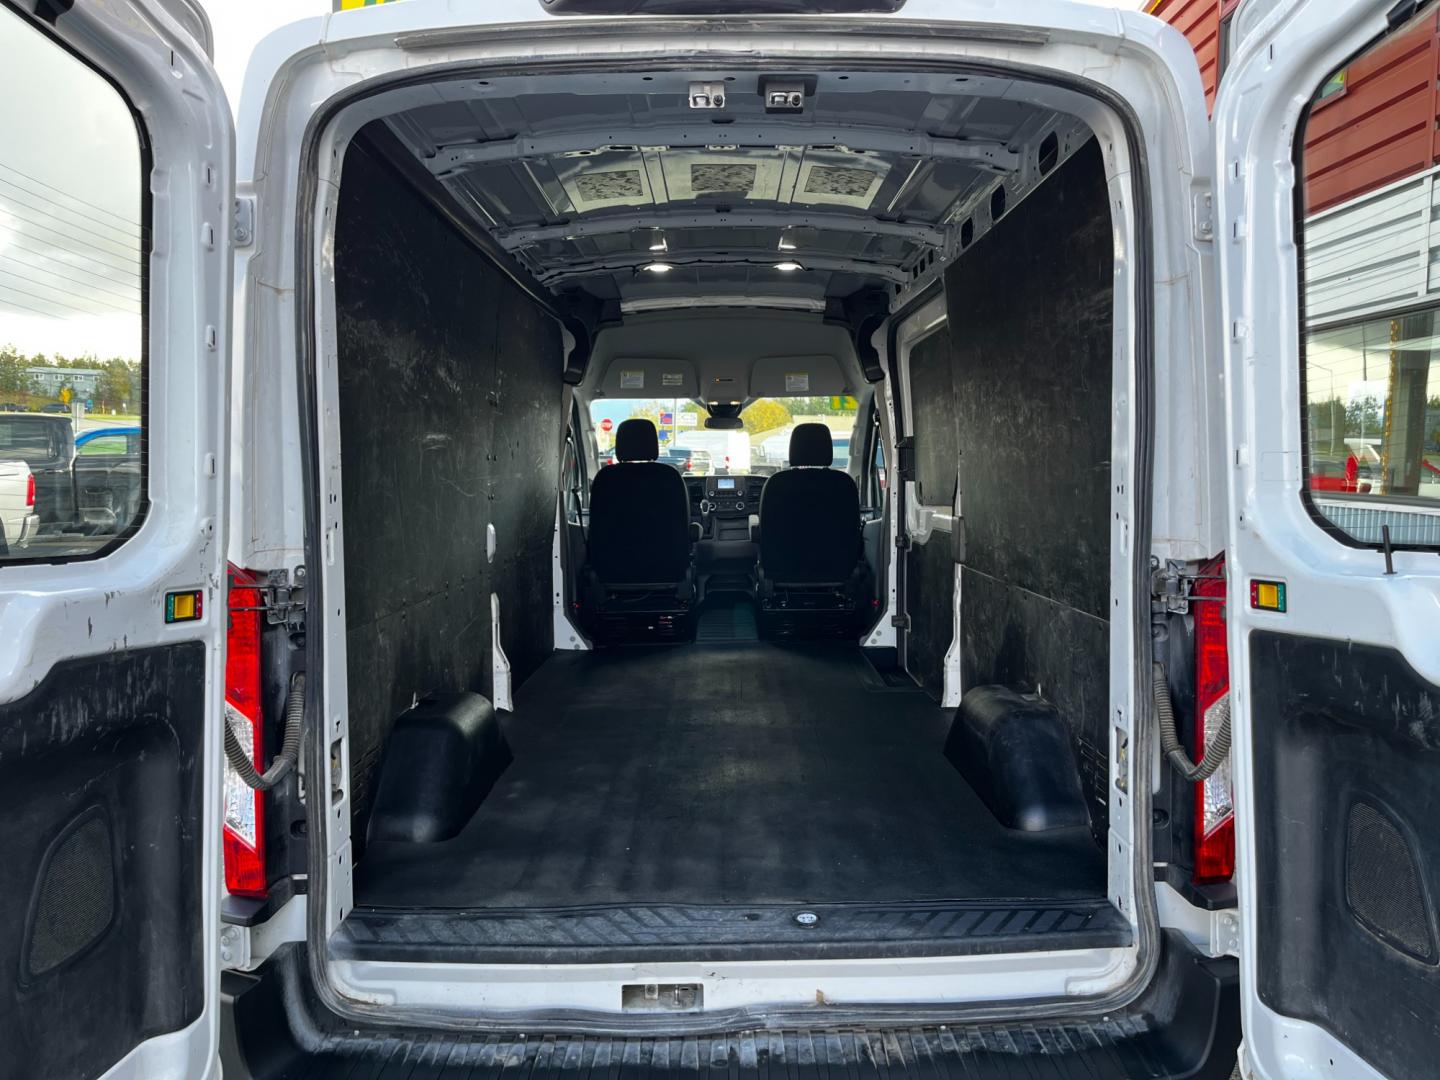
top-left (749, 355), bottom-right (847, 397)
top-left (595, 359), bottom-right (699, 397)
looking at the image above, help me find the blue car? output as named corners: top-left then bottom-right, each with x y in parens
top-left (74, 427), bottom-right (143, 455)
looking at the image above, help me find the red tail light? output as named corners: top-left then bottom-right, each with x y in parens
top-left (25, 472), bottom-right (34, 507)
top-left (1191, 555), bottom-right (1235, 883)
top-left (224, 565), bottom-right (268, 898)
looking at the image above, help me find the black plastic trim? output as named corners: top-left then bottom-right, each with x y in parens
top-left (335, 899), bottom-right (1131, 965)
top-left (223, 875), bottom-right (302, 929)
top-left (0, 644), bottom-right (207, 1078)
top-left (1249, 629), bottom-right (1440, 1078)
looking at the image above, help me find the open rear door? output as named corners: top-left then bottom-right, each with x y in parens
top-left (0, 1), bottom-right (231, 1076)
top-left (1216, 0), bottom-right (1440, 1075)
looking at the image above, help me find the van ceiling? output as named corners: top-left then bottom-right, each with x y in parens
top-left (377, 69), bottom-right (1085, 311)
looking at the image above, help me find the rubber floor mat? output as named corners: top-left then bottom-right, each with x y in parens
top-left (353, 644), bottom-right (1108, 921)
top-left (694, 594), bottom-right (758, 643)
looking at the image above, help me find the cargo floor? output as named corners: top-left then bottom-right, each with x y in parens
top-left (343, 643), bottom-right (1121, 962)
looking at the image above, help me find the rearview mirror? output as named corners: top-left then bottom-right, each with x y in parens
top-left (704, 416), bottom-right (744, 430)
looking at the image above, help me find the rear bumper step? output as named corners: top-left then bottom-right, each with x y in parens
top-left (333, 898), bottom-right (1130, 964)
top-left (222, 931), bottom-right (1239, 1079)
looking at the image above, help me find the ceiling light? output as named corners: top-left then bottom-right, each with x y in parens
top-left (648, 231), bottom-right (668, 252)
top-left (641, 262), bottom-right (674, 273)
top-left (773, 261), bottom-right (803, 272)
top-left (777, 231), bottom-right (797, 252)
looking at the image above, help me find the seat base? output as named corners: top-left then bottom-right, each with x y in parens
top-left (583, 579), bottom-right (697, 645)
top-left (759, 585), bottom-right (866, 640)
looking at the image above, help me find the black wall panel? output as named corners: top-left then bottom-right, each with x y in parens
top-left (943, 139), bottom-right (1113, 622)
top-left (905, 139), bottom-right (1113, 832)
top-left (904, 325), bottom-right (960, 701)
top-left (1250, 631), bottom-right (1440, 1080)
top-left (0, 646), bottom-right (205, 1080)
top-left (905, 538), bottom-right (953, 702)
top-left (908, 328), bottom-right (959, 508)
top-left (336, 131), bottom-right (564, 842)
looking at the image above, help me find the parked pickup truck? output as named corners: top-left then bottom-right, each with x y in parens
top-left (73, 426), bottom-right (142, 533)
top-left (0, 414), bottom-right (76, 528)
top-left (0, 458), bottom-right (38, 556)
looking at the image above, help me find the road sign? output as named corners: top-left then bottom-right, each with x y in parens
top-left (660, 411), bottom-right (674, 426)
top-left (658, 430), bottom-right (671, 443)
top-left (600, 418), bottom-right (614, 433)
top-left (678, 411), bottom-right (699, 427)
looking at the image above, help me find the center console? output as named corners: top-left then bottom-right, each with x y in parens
top-left (687, 474), bottom-right (767, 565)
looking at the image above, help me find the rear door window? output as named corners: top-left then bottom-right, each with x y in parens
top-left (1298, 11), bottom-right (1440, 547)
top-left (0, 11), bottom-right (145, 561)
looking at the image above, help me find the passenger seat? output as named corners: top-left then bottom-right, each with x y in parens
top-left (583, 418), bottom-right (695, 641)
top-left (756, 423), bottom-right (867, 635)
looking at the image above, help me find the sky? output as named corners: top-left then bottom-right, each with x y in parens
top-left (0, 12), bottom-right (142, 361)
top-left (0, 0), bottom-right (1145, 363)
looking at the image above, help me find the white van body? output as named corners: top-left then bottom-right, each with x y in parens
top-left (1, 1), bottom-right (1437, 1078)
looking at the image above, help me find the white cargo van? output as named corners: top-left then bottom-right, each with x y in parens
top-left (1, 0), bottom-right (1437, 1077)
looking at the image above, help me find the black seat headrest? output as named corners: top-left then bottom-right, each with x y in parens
top-left (615, 418), bottom-right (659, 462)
top-left (788, 422), bottom-right (833, 467)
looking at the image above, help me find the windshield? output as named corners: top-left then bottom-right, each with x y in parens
top-left (589, 397), bottom-right (855, 476)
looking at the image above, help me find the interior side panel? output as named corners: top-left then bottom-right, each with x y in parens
top-left (1250, 631), bottom-right (1440, 1080)
top-left (489, 284), bottom-right (567, 680)
top-left (335, 131), bottom-right (564, 844)
top-left (942, 139), bottom-right (1114, 831)
top-left (0, 646), bottom-right (205, 1080)
top-left (909, 327), bottom-right (960, 509)
top-left (903, 325), bottom-right (959, 698)
top-left (905, 539), bottom-right (953, 702)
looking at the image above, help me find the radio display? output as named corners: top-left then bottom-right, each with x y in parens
top-left (716, 478), bottom-right (736, 491)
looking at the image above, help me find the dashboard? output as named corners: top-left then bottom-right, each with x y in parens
top-left (685, 474), bottom-right (767, 519)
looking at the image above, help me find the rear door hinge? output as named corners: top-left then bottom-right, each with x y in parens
top-left (1150, 558), bottom-right (1223, 615)
top-left (245, 566), bottom-right (307, 628)
top-left (1192, 190), bottom-right (1214, 242)
top-left (233, 194), bottom-right (256, 246)
top-left (891, 613), bottom-right (911, 630)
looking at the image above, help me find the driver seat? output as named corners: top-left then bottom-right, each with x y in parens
top-left (756, 423), bottom-right (868, 636)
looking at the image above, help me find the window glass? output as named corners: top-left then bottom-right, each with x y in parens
top-left (562, 435), bottom-right (584, 522)
top-left (1315, 69), bottom-right (1347, 102)
top-left (0, 9), bottom-right (145, 561)
top-left (587, 396), bottom-right (856, 477)
top-left (1298, 7), bottom-right (1440, 546)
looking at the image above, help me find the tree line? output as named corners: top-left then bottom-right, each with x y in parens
top-left (0, 346), bottom-right (140, 411)
top-left (1307, 393), bottom-right (1440, 453)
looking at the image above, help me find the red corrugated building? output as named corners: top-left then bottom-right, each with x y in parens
top-left (1144, 0), bottom-right (1239, 110)
top-left (1149, 0), bottom-right (1440, 212)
